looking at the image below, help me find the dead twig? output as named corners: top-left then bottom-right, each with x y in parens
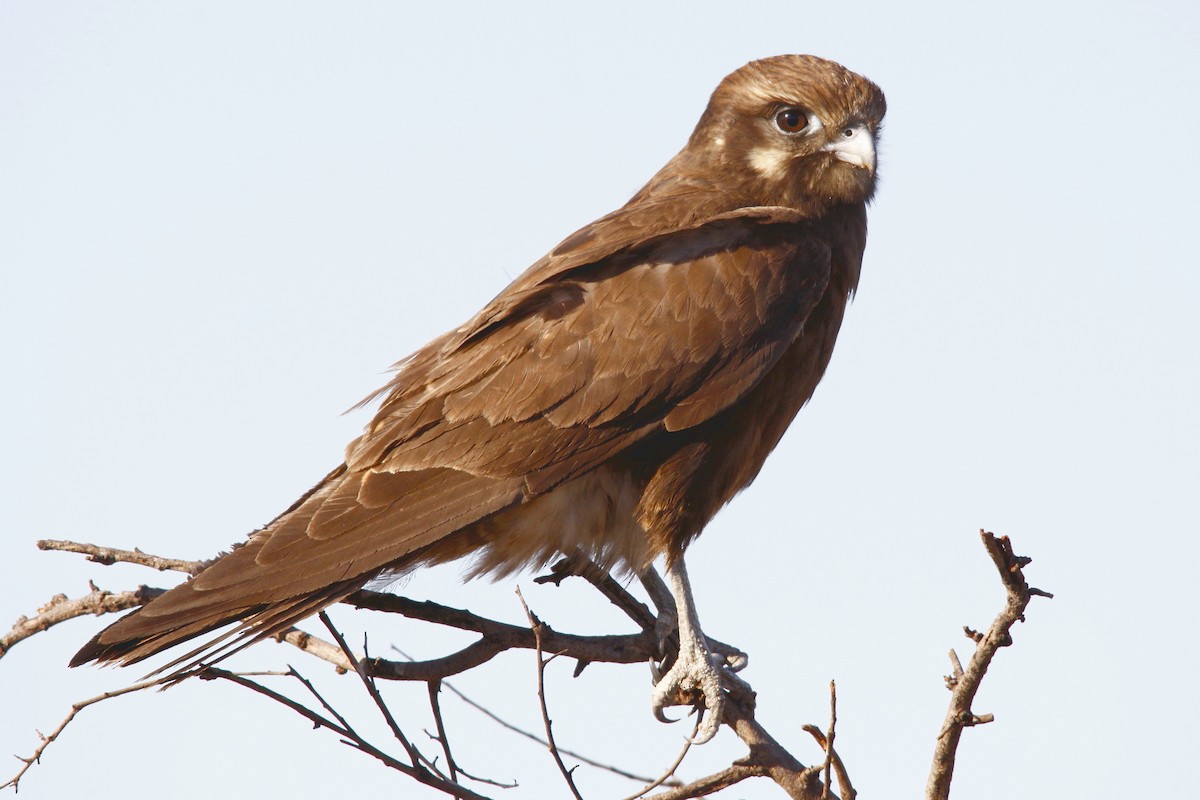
top-left (823, 681), bottom-right (836, 799)
top-left (426, 680), bottom-right (461, 786)
top-left (644, 764), bottom-right (773, 800)
top-left (619, 716), bottom-right (697, 800)
top-left (1, 675), bottom-right (178, 792)
top-left (719, 688), bottom-right (831, 800)
top-left (317, 613), bottom-right (425, 771)
top-left (1, 585), bottom-right (164, 660)
top-left (350, 590), bottom-right (654, 679)
top-left (925, 530), bottom-right (1052, 800)
top-left (802, 682), bottom-right (854, 800)
top-left (18, 535), bottom-right (964, 800)
top-left (537, 553), bottom-right (658, 632)
top-left (203, 666), bottom-right (495, 800)
top-left (37, 539), bottom-right (201, 573)
top-left (393, 646), bottom-right (669, 787)
top-left (517, 587), bottom-right (584, 800)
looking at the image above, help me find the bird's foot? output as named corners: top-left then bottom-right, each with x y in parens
top-left (649, 603), bottom-right (749, 676)
top-left (650, 638), bottom-right (751, 744)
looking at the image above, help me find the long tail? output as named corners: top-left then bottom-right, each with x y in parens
top-left (70, 463), bottom-right (525, 674)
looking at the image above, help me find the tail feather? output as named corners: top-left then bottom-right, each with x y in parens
top-left (69, 463), bottom-right (525, 672)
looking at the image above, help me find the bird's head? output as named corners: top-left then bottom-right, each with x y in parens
top-left (688, 55), bottom-right (886, 213)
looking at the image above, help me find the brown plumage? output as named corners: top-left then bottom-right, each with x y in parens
top-left (72, 55), bottom-right (886, 704)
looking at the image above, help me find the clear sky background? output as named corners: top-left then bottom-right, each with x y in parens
top-left (3, 2), bottom-right (1197, 798)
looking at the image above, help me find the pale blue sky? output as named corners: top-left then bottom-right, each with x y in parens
top-left (3, 3), bottom-right (1198, 798)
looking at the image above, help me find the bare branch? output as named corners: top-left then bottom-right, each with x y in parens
top-left (644, 764), bottom-right (771, 800)
top-left (823, 681), bottom-right (836, 799)
top-left (822, 681), bottom-right (837, 800)
top-left (802, 683), bottom-right (855, 800)
top-left (1, 675), bottom-right (177, 792)
top-left (202, 667), bottom-right (496, 800)
top-left (426, 680), bottom-right (461, 785)
top-left (393, 646), bottom-right (670, 786)
top-left (1, 585), bottom-right (164, 660)
top-left (537, 554), bottom-right (658, 631)
top-left (829, 753), bottom-right (854, 800)
top-left (719, 689), bottom-right (831, 800)
top-left (537, 558), bottom-right (749, 679)
top-left (274, 627), bottom-right (353, 671)
top-left (619, 716), bottom-right (696, 800)
top-left (349, 590), bottom-right (654, 680)
top-left (925, 530), bottom-right (1053, 800)
top-left (13, 530), bottom-right (1053, 800)
top-left (516, 587), bottom-right (584, 800)
top-left (284, 664), bottom-right (358, 734)
top-left (317, 613), bottom-right (425, 770)
top-left (37, 539), bottom-right (201, 574)
top-left (9, 546), bottom-right (840, 800)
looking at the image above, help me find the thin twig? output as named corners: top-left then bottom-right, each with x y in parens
top-left (516, 587), bottom-right (585, 800)
top-left (318, 612), bottom-right (424, 770)
top-left (284, 665), bottom-right (358, 734)
top-left (644, 764), bottom-right (770, 800)
top-left (802, 687), bottom-right (855, 800)
top-left (203, 666), bottom-right (495, 800)
top-left (393, 646), bottom-right (667, 786)
top-left (438, 760), bottom-right (518, 790)
top-left (1, 674), bottom-right (178, 791)
top-left (537, 554), bottom-right (658, 631)
top-left (822, 681), bottom-right (836, 800)
top-left (426, 680), bottom-right (460, 785)
top-left (619, 716), bottom-right (698, 800)
top-left (37, 539), bottom-right (201, 573)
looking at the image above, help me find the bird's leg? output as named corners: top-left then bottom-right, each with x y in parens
top-left (648, 557), bottom-right (749, 744)
top-left (640, 565), bottom-right (749, 680)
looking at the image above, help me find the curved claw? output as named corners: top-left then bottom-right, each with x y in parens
top-left (688, 694), bottom-right (722, 745)
top-left (688, 708), bottom-right (720, 746)
top-left (648, 558), bottom-right (750, 745)
top-left (650, 648), bottom-right (727, 744)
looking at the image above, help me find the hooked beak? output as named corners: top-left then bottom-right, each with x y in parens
top-left (822, 124), bottom-right (876, 174)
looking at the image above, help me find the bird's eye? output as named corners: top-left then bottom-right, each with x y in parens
top-left (773, 107), bottom-right (809, 134)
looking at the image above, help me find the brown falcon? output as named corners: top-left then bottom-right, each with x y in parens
top-left (72, 54), bottom-right (886, 743)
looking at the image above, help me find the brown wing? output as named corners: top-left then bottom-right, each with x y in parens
top-left (72, 206), bottom-right (832, 669)
top-left (348, 208), bottom-right (830, 485)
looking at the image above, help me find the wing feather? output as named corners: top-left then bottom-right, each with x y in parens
top-left (74, 204), bottom-right (833, 669)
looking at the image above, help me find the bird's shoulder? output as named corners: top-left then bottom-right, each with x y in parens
top-left (344, 194), bottom-right (842, 483)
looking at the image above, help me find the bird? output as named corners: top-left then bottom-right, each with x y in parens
top-left (72, 54), bottom-right (886, 744)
